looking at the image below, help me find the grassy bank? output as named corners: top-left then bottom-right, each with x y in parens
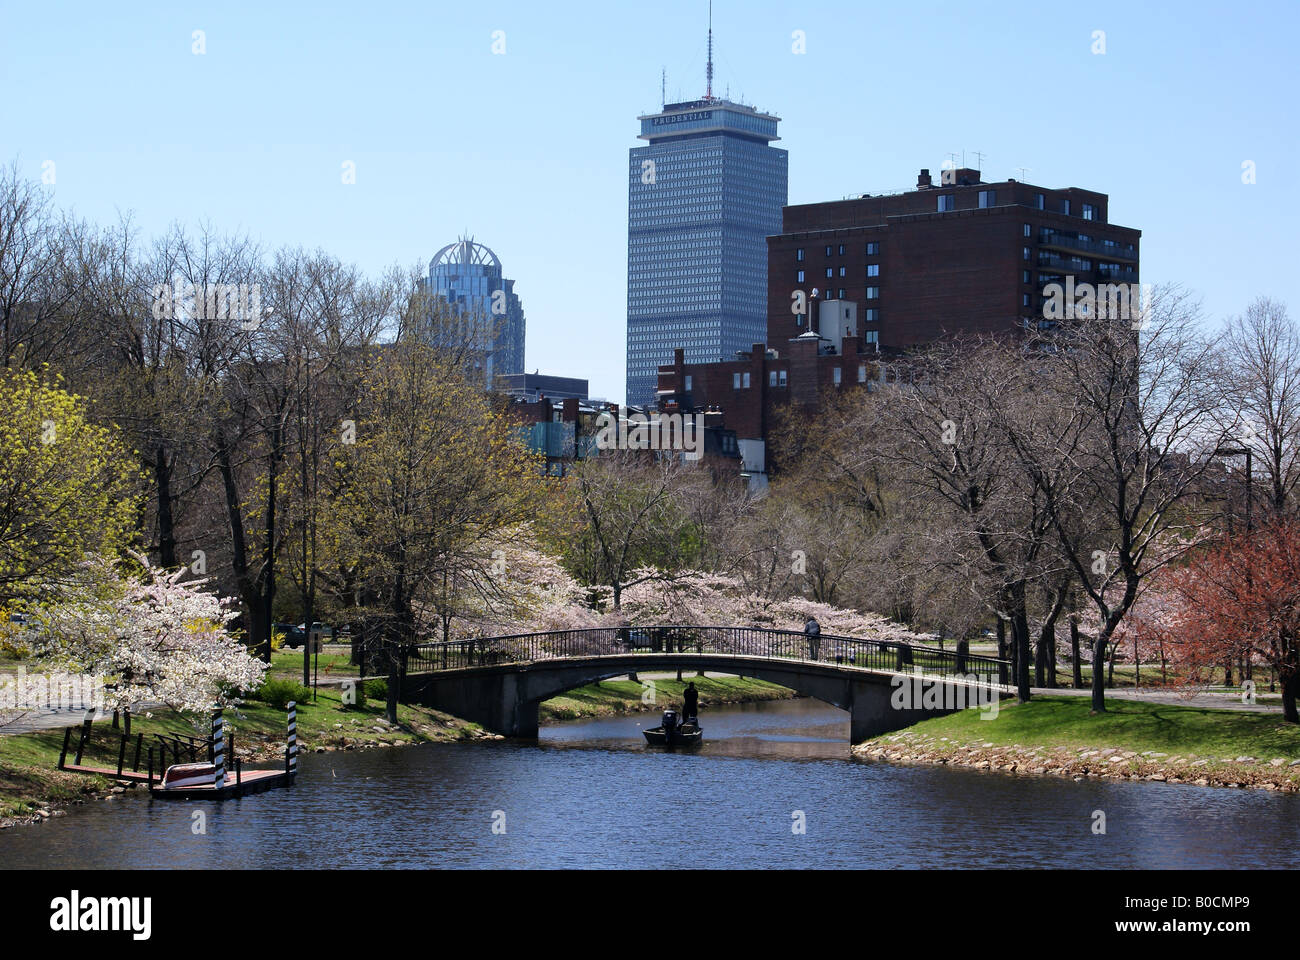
top-left (541, 675), bottom-right (793, 720)
top-left (0, 685), bottom-right (494, 827)
top-left (855, 696), bottom-right (1300, 792)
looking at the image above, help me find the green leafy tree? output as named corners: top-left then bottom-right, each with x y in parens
top-left (0, 368), bottom-right (140, 607)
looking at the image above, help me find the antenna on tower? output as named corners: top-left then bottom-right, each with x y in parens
top-left (661, 67), bottom-right (666, 108)
top-left (706, 0), bottom-right (714, 99)
top-left (972, 150), bottom-right (986, 171)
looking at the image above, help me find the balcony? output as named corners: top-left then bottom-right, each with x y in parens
top-left (1039, 231), bottom-right (1138, 262)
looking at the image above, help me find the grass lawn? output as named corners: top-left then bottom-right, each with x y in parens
top-left (897, 695), bottom-right (1300, 760)
top-left (541, 675), bottom-right (792, 720)
top-left (266, 649), bottom-right (359, 681)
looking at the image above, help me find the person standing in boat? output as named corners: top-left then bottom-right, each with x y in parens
top-left (683, 682), bottom-right (698, 722)
top-left (804, 616), bottom-right (821, 661)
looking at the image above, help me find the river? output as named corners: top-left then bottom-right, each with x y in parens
top-left (2, 698), bottom-right (1297, 869)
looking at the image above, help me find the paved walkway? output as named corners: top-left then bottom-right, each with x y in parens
top-left (1028, 685), bottom-right (1282, 713)
top-left (0, 705), bottom-right (118, 736)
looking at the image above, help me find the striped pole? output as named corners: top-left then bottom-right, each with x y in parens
top-left (212, 709), bottom-right (226, 788)
top-left (287, 701), bottom-right (298, 778)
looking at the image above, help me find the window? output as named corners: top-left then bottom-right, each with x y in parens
top-left (865, 308), bottom-right (879, 324)
top-left (742, 372), bottom-right (750, 388)
top-left (1035, 193), bottom-right (1045, 210)
top-left (779, 370), bottom-right (787, 387)
top-left (685, 375), bottom-right (692, 391)
top-left (1024, 223), bottom-right (1032, 237)
top-left (833, 367), bottom-right (842, 386)
top-left (1082, 203), bottom-right (1095, 221)
top-left (825, 268), bottom-right (833, 279)
top-left (1022, 293), bottom-right (1031, 307)
top-left (796, 248), bottom-right (805, 261)
top-left (838, 244), bottom-right (846, 255)
top-left (769, 371), bottom-right (777, 387)
top-left (1062, 199), bottom-right (1072, 216)
top-left (797, 270), bottom-right (805, 283)
top-left (1023, 246), bottom-right (1031, 261)
top-left (838, 266), bottom-right (846, 277)
top-left (858, 364), bottom-right (868, 382)
top-left (837, 288), bottom-right (845, 299)
top-left (938, 195), bottom-right (954, 212)
top-left (866, 286), bottom-right (879, 299)
top-left (864, 330), bottom-right (879, 345)
top-left (1022, 270), bottom-right (1031, 283)
top-left (733, 373), bottom-right (741, 389)
top-left (866, 241), bottom-right (880, 256)
top-left (978, 190), bottom-right (996, 208)
top-left (867, 264), bottom-right (879, 277)
top-left (825, 246), bottom-right (833, 256)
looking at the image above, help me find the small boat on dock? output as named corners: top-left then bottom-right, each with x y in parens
top-left (644, 709), bottom-right (703, 747)
top-left (159, 761), bottom-right (218, 789)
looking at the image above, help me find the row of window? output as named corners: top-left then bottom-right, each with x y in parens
top-left (796, 264), bottom-right (881, 283)
top-left (721, 363), bottom-right (881, 391)
top-left (796, 241), bottom-right (881, 261)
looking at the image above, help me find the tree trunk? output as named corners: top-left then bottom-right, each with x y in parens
top-left (1070, 616), bottom-right (1083, 689)
top-left (1011, 583), bottom-right (1032, 703)
top-left (1282, 671), bottom-right (1299, 724)
top-left (1091, 637), bottom-right (1108, 712)
top-left (154, 446), bottom-right (176, 568)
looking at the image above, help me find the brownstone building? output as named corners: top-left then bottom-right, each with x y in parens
top-left (656, 165), bottom-right (1141, 489)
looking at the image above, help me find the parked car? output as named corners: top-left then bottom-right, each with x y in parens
top-left (273, 622), bottom-right (308, 649)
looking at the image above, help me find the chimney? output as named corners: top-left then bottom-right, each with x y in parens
top-left (917, 168), bottom-right (932, 189)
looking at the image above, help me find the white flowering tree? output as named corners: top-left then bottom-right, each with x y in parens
top-left (31, 553), bottom-right (266, 713)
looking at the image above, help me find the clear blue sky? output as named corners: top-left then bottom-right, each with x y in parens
top-left (2, 0), bottom-right (1297, 402)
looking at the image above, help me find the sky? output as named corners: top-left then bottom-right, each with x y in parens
top-left (2, 0), bottom-right (1298, 403)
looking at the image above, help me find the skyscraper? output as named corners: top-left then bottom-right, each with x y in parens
top-left (422, 237), bottom-right (526, 387)
top-left (624, 27), bottom-right (787, 408)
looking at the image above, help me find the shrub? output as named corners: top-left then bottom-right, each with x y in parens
top-left (254, 678), bottom-right (312, 710)
top-left (364, 678), bottom-right (387, 702)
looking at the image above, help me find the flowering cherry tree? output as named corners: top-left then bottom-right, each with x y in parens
top-left (31, 553), bottom-right (266, 713)
top-left (1149, 519), bottom-right (1300, 722)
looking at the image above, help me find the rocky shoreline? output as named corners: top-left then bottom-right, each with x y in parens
top-left (853, 730), bottom-right (1300, 792)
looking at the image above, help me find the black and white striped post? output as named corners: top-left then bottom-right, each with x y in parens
top-left (286, 701), bottom-right (298, 780)
top-left (212, 709), bottom-right (226, 788)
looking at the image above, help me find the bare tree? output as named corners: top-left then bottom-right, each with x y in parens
top-left (1222, 296), bottom-right (1300, 515)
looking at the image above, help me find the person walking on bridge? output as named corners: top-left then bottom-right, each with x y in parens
top-left (683, 681), bottom-right (699, 722)
top-left (804, 617), bottom-right (821, 661)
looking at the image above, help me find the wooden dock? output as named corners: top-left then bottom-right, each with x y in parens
top-left (55, 705), bottom-right (300, 801)
top-left (148, 767), bottom-right (292, 801)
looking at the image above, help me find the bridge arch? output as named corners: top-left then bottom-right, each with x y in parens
top-left (398, 636), bottom-right (1009, 744)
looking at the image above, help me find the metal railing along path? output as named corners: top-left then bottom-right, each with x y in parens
top-left (404, 625), bottom-right (1011, 686)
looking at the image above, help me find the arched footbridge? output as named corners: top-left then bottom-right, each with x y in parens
top-left (395, 626), bottom-right (1012, 742)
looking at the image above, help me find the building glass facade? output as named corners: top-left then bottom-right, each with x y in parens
top-left (626, 98), bottom-right (786, 407)
top-left (420, 238), bottom-right (526, 387)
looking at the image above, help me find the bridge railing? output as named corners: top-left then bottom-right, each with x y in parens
top-left (406, 625), bottom-right (1010, 685)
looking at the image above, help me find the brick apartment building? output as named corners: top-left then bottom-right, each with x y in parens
top-left (656, 165), bottom-right (1142, 489)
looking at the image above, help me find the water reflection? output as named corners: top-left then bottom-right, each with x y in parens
top-left (1, 697), bottom-right (1296, 869)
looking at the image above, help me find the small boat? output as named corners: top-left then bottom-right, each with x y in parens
top-left (159, 761), bottom-right (220, 789)
top-left (644, 709), bottom-right (703, 747)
